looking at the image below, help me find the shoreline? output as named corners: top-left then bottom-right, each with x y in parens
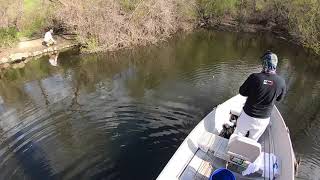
top-left (0, 22), bottom-right (313, 70)
top-left (207, 19), bottom-right (299, 45)
top-left (0, 35), bottom-right (79, 70)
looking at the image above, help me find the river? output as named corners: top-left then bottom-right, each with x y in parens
top-left (0, 30), bottom-right (319, 180)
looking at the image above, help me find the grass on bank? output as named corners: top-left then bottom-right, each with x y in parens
top-left (0, 19), bottom-right (46, 48)
top-left (17, 16), bottom-right (47, 38)
top-left (0, 0), bottom-right (50, 47)
top-left (0, 28), bottom-right (19, 48)
top-left (20, 0), bottom-right (48, 38)
top-left (24, 0), bottom-right (41, 13)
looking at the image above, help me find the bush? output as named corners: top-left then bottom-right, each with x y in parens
top-left (82, 37), bottom-right (100, 53)
top-left (0, 27), bottom-right (18, 48)
top-left (286, 0), bottom-right (320, 53)
top-left (54, 0), bottom-right (191, 52)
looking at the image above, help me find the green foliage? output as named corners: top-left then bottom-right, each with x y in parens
top-left (286, 0), bottom-right (320, 53)
top-left (119, 0), bottom-right (140, 11)
top-left (196, 0), bottom-right (237, 17)
top-left (82, 37), bottom-right (100, 52)
top-left (254, 0), bottom-right (265, 12)
top-left (271, 0), bottom-right (320, 53)
top-left (18, 16), bottom-right (47, 38)
top-left (18, 0), bottom-right (49, 38)
top-left (24, 0), bottom-right (42, 14)
top-left (194, 0), bottom-right (320, 54)
top-left (0, 27), bottom-right (19, 48)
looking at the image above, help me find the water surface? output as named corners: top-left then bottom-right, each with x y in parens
top-left (0, 31), bottom-right (319, 179)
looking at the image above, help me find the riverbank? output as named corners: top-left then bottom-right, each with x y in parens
top-left (0, 26), bottom-right (304, 71)
top-left (0, 35), bottom-right (79, 69)
top-left (208, 17), bottom-right (298, 44)
top-left (2, 0), bottom-right (320, 57)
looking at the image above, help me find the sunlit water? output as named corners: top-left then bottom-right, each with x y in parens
top-left (0, 31), bottom-right (319, 180)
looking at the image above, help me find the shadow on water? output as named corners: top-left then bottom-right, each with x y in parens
top-left (0, 30), bottom-right (319, 179)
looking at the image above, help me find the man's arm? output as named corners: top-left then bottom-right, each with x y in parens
top-left (239, 74), bottom-right (253, 97)
top-left (276, 82), bottom-right (286, 102)
top-left (49, 33), bottom-right (56, 42)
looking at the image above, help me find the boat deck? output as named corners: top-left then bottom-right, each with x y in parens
top-left (179, 129), bottom-right (272, 180)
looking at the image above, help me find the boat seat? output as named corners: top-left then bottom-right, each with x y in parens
top-left (227, 134), bottom-right (261, 163)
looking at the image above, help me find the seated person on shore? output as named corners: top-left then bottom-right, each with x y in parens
top-left (233, 51), bottom-right (286, 141)
top-left (43, 29), bottom-right (56, 46)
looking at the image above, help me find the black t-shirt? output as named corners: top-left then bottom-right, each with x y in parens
top-left (239, 72), bottom-right (286, 118)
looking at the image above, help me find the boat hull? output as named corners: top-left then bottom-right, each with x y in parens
top-left (157, 95), bottom-right (295, 180)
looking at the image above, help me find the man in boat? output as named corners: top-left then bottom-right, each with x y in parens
top-left (43, 29), bottom-right (56, 46)
top-left (234, 51), bottom-right (286, 141)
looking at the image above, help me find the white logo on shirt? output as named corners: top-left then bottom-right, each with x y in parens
top-left (263, 80), bottom-right (273, 85)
